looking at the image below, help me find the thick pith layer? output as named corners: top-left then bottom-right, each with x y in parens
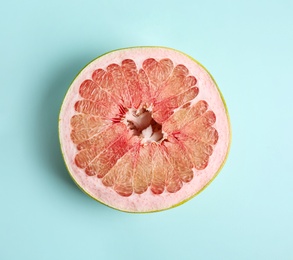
top-left (59, 47), bottom-right (230, 212)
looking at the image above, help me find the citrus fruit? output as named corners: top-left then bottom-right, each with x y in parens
top-left (59, 47), bottom-right (231, 213)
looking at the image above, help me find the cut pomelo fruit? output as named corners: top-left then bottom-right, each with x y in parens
top-left (59, 47), bottom-right (231, 213)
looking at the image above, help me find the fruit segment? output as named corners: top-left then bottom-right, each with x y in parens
top-left (74, 99), bottom-right (117, 119)
top-left (70, 114), bottom-right (105, 145)
top-left (91, 60), bottom-right (142, 109)
top-left (101, 150), bottom-right (134, 196)
top-left (181, 140), bottom-right (212, 170)
top-left (142, 58), bottom-right (173, 96)
top-left (121, 59), bottom-right (141, 109)
top-left (162, 100), bottom-right (208, 133)
top-left (149, 144), bottom-right (168, 194)
top-left (79, 79), bottom-right (109, 102)
top-left (157, 65), bottom-right (196, 100)
top-left (74, 123), bottom-right (130, 170)
top-left (138, 69), bottom-right (152, 105)
top-left (152, 87), bottom-right (199, 123)
top-left (132, 145), bottom-right (152, 194)
top-left (165, 141), bottom-right (194, 184)
top-left (180, 110), bottom-right (218, 145)
top-left (85, 134), bottom-right (132, 178)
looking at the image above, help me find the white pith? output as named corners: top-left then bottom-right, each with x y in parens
top-left (123, 107), bottom-right (164, 143)
top-left (59, 47), bottom-right (230, 212)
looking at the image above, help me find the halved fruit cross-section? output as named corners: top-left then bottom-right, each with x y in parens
top-left (59, 47), bottom-right (231, 212)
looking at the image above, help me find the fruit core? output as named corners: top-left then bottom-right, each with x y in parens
top-left (124, 107), bottom-right (164, 143)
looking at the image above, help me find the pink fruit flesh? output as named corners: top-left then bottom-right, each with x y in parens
top-left (59, 47), bottom-right (230, 212)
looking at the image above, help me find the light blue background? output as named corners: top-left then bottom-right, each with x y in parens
top-left (1, 0), bottom-right (292, 259)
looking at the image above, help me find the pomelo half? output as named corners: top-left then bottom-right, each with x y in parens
top-left (59, 47), bottom-right (231, 213)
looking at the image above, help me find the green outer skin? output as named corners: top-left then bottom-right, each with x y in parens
top-left (58, 46), bottom-right (232, 214)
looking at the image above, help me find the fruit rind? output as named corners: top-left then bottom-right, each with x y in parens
top-left (58, 46), bottom-right (231, 213)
